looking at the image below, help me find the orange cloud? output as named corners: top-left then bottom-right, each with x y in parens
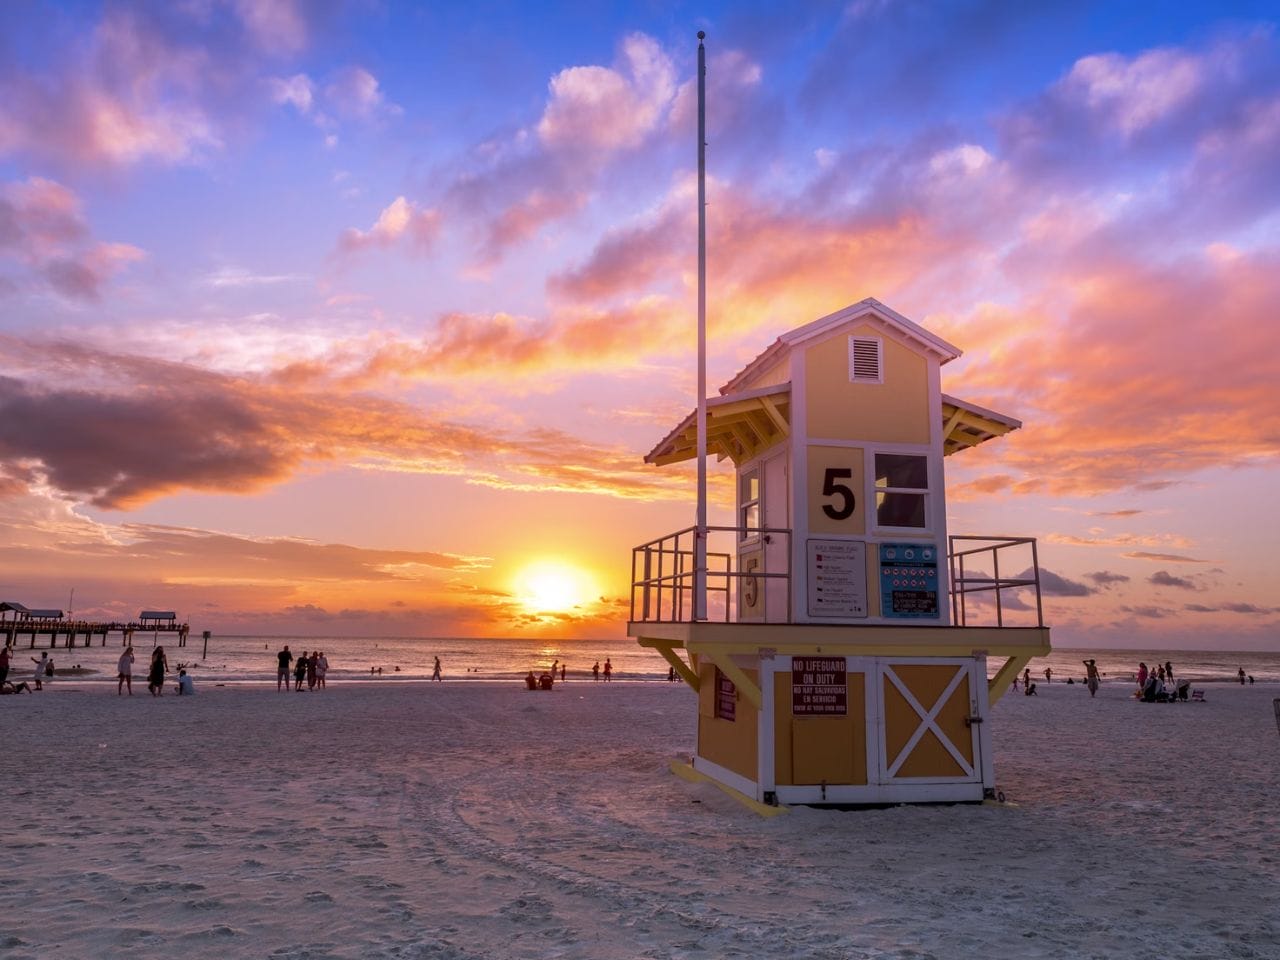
top-left (0, 336), bottom-right (696, 509)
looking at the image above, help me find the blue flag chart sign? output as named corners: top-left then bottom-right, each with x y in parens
top-left (878, 542), bottom-right (939, 619)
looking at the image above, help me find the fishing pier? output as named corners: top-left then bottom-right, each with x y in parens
top-left (1, 604), bottom-right (191, 648)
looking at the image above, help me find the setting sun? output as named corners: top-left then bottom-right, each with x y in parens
top-left (513, 560), bottom-right (598, 614)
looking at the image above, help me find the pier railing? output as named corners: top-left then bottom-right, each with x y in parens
top-left (0, 619), bottom-right (192, 649)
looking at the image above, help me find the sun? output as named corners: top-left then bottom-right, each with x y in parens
top-left (514, 560), bottom-right (597, 614)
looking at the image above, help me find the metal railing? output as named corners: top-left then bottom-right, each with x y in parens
top-left (629, 529), bottom-right (1043, 627)
top-left (630, 525), bottom-right (793, 624)
top-left (948, 536), bottom-right (1044, 628)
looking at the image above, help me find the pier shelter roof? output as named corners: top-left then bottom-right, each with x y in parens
top-left (26, 609), bottom-right (64, 619)
top-left (0, 602), bottom-right (30, 617)
top-left (139, 610), bottom-right (177, 621)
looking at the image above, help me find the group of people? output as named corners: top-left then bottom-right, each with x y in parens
top-left (115, 644), bottom-right (191, 696)
top-left (0, 644), bottom-right (35, 693)
top-left (275, 645), bottom-right (328, 691)
top-left (1016, 659), bottom-right (1104, 697)
top-left (1135, 660), bottom-right (1188, 702)
top-left (524, 658), bottom-right (615, 689)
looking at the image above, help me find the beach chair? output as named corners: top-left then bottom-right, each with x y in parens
top-left (1190, 689), bottom-right (1205, 702)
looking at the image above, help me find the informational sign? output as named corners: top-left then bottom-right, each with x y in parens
top-left (879, 542), bottom-right (940, 619)
top-left (715, 669), bottom-right (736, 721)
top-left (792, 656), bottom-right (847, 715)
top-left (807, 539), bottom-right (868, 618)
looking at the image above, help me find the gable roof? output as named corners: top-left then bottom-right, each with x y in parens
top-left (722, 298), bottom-right (961, 395)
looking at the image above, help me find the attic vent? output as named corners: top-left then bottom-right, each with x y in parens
top-left (849, 336), bottom-right (883, 383)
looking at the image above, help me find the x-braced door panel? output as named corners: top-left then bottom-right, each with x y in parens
top-left (878, 660), bottom-right (983, 783)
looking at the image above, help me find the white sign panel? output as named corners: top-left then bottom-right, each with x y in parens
top-left (806, 539), bottom-right (868, 618)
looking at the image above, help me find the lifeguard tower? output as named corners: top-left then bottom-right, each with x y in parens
top-left (628, 298), bottom-right (1050, 808)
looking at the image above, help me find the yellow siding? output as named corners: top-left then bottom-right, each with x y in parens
top-left (696, 664), bottom-right (759, 781)
top-left (772, 671), bottom-right (868, 786)
top-left (805, 445), bottom-right (866, 536)
top-left (804, 325), bottom-right (931, 444)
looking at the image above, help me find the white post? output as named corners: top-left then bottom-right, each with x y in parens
top-left (694, 30), bottom-right (709, 621)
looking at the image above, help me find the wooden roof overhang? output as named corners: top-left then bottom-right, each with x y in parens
top-left (644, 383), bottom-right (792, 467)
top-left (940, 393), bottom-right (1021, 456)
top-left (645, 386), bottom-right (1021, 468)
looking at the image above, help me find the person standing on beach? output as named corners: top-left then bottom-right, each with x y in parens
top-left (593, 661), bottom-right (600, 681)
top-left (1022, 667), bottom-right (1031, 690)
top-left (560, 663), bottom-right (566, 682)
top-left (31, 651), bottom-right (50, 691)
top-left (432, 656), bottom-right (442, 681)
top-left (1165, 660), bottom-right (1173, 682)
top-left (147, 646), bottom-right (167, 696)
top-left (294, 651), bottom-right (309, 691)
top-left (1137, 662), bottom-right (1148, 690)
top-left (117, 646), bottom-right (134, 696)
top-left (1238, 666), bottom-right (1246, 684)
top-left (603, 658), bottom-right (612, 681)
top-left (277, 645), bottom-right (293, 691)
top-left (0, 644), bottom-right (10, 687)
top-left (315, 652), bottom-right (328, 689)
top-left (1083, 659), bottom-right (1101, 698)
top-left (1044, 666), bottom-right (1053, 684)
top-left (306, 652), bottom-right (318, 691)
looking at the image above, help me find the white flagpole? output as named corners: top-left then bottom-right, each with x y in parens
top-left (694, 30), bottom-right (708, 621)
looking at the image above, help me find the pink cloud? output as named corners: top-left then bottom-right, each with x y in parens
top-left (537, 34), bottom-right (676, 153)
top-left (231, 0), bottom-right (309, 56)
top-left (1062, 48), bottom-right (1205, 137)
top-left (0, 177), bottom-right (143, 301)
top-left (326, 66), bottom-right (396, 119)
top-left (337, 197), bottom-right (441, 255)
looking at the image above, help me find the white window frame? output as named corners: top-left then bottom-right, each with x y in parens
top-left (872, 451), bottom-right (930, 531)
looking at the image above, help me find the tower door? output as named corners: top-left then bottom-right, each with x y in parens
top-left (762, 452), bottom-right (789, 622)
top-left (876, 659), bottom-right (985, 788)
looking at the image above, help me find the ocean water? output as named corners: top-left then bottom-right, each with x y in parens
top-left (24, 632), bottom-right (1280, 686)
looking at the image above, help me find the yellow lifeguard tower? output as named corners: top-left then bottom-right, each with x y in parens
top-left (629, 298), bottom-right (1050, 807)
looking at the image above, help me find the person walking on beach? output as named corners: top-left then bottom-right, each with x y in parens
top-left (1083, 659), bottom-right (1101, 698)
top-left (603, 658), bottom-right (612, 681)
top-left (431, 656), bottom-right (442, 681)
top-left (31, 651), bottom-right (51, 691)
top-left (294, 651), bottom-right (309, 691)
top-left (117, 645), bottom-right (135, 696)
top-left (277, 645), bottom-right (293, 691)
top-left (1044, 666), bottom-right (1053, 684)
top-left (147, 646), bottom-right (167, 696)
top-left (592, 661), bottom-right (600, 681)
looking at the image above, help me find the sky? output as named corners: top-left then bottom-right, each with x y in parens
top-left (0, 0), bottom-right (1277, 649)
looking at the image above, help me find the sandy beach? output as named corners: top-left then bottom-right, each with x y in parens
top-left (3, 678), bottom-right (1277, 959)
